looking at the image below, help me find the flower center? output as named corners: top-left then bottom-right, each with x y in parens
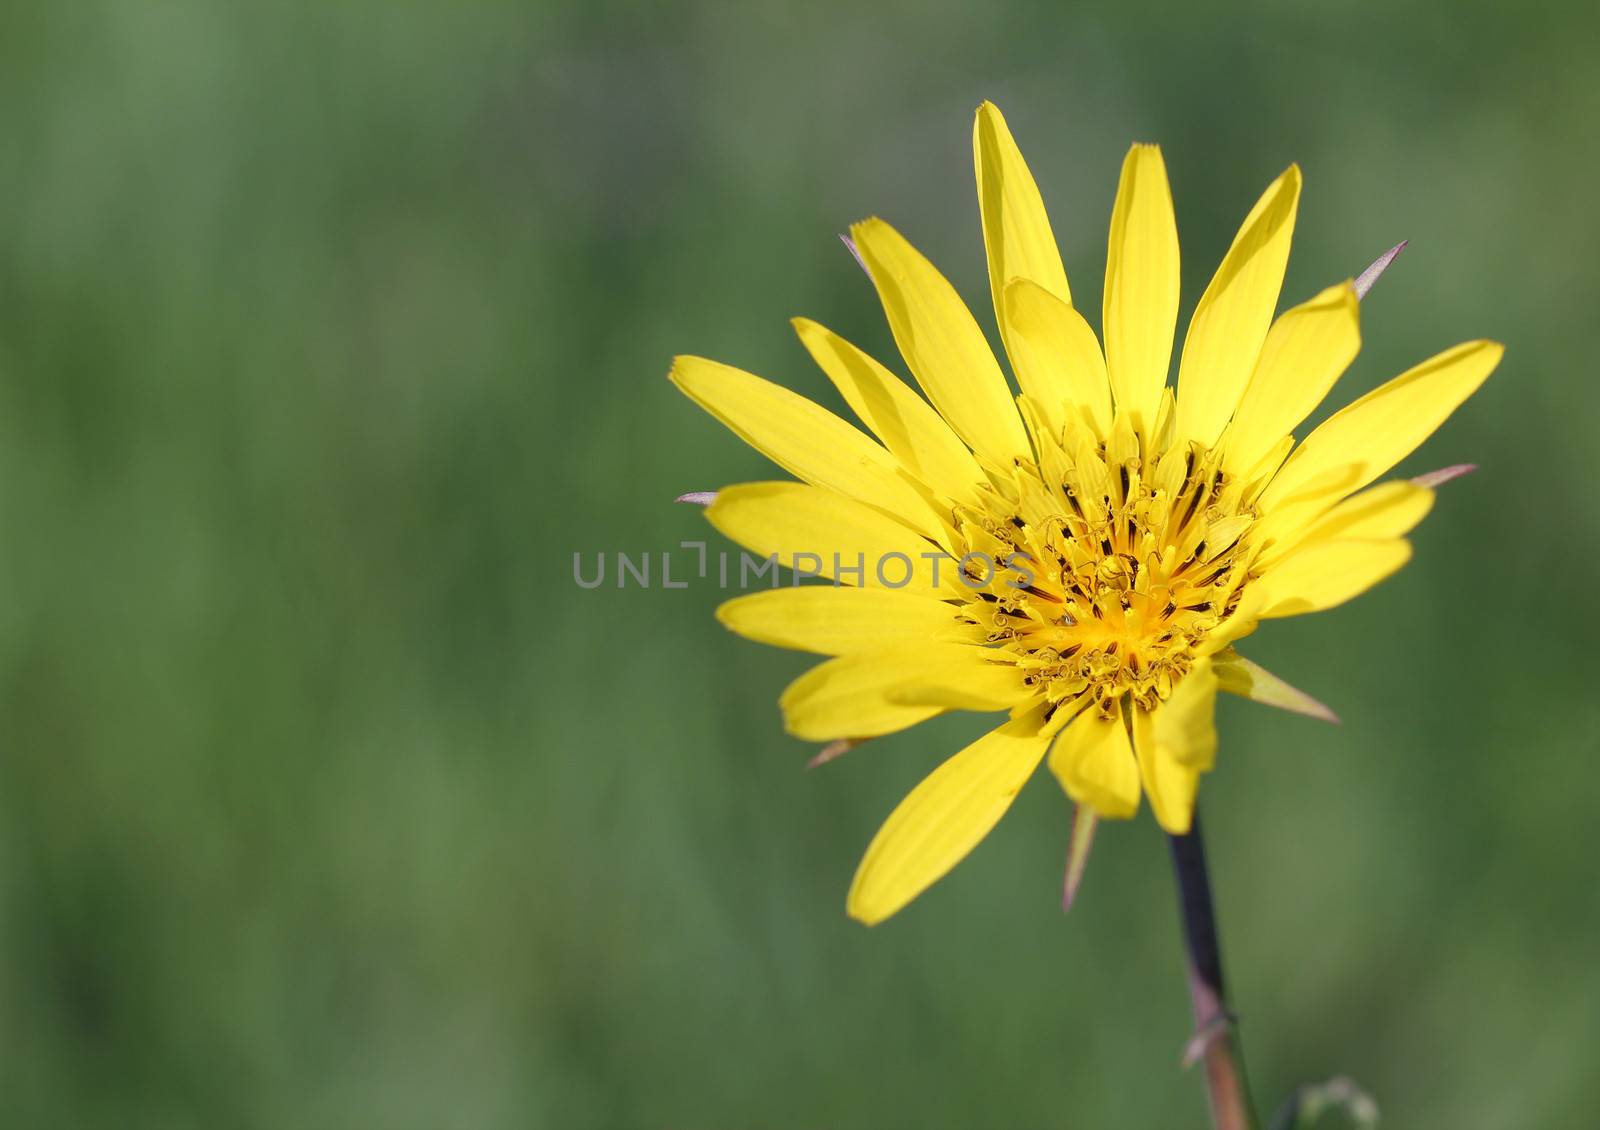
top-left (953, 404), bottom-right (1259, 717)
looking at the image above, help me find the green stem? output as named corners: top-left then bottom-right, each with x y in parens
top-left (1169, 810), bottom-right (1259, 1130)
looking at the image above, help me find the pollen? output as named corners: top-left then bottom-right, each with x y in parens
top-left (956, 396), bottom-right (1260, 720)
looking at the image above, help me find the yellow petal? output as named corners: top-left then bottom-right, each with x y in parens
top-left (715, 586), bottom-right (978, 655)
top-left (1253, 538), bottom-right (1413, 619)
top-left (1156, 658), bottom-right (1219, 770)
top-left (1303, 480), bottom-right (1436, 541)
top-left (1258, 340), bottom-right (1503, 528)
top-left (886, 658), bottom-right (1031, 712)
top-left (1257, 479), bottom-right (1436, 568)
top-left (1175, 166), bottom-right (1301, 446)
top-left (780, 648), bottom-right (955, 741)
top-left (847, 708), bottom-right (1052, 925)
top-left (1195, 587), bottom-right (1264, 657)
top-left (1132, 656), bottom-right (1216, 832)
top-left (669, 355), bottom-right (938, 536)
top-left (849, 217), bottom-right (1031, 466)
top-left (1131, 700), bottom-right (1205, 836)
top-left (1102, 144), bottom-right (1179, 428)
top-left (1002, 278), bottom-right (1113, 437)
top-left (706, 482), bottom-right (955, 597)
top-left (1212, 652), bottom-right (1338, 723)
top-left (782, 642), bottom-right (1007, 740)
top-left (791, 318), bottom-right (985, 508)
top-left (1048, 701), bottom-right (1141, 819)
top-left (1224, 282), bottom-right (1361, 475)
top-left (974, 102), bottom-right (1072, 357)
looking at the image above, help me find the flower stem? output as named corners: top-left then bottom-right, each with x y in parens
top-left (1169, 809), bottom-right (1259, 1130)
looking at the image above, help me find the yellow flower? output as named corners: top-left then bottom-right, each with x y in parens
top-left (671, 102), bottom-right (1501, 925)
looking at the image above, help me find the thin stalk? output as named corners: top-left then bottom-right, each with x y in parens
top-left (1169, 810), bottom-right (1259, 1130)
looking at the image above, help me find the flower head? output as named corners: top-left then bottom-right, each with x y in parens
top-left (672, 103), bottom-right (1501, 925)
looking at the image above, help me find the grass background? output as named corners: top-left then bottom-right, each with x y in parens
top-left (2, 2), bottom-right (1597, 1126)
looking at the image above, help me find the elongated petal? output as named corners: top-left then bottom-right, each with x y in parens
top-left (847, 708), bottom-right (1053, 924)
top-left (1157, 658), bottom-right (1219, 770)
top-left (886, 658), bottom-right (1031, 712)
top-left (1213, 652), bottom-right (1338, 722)
top-left (1003, 278), bottom-right (1113, 436)
top-left (850, 217), bottom-right (1030, 464)
top-left (706, 482), bottom-right (955, 597)
top-left (1176, 166), bottom-right (1301, 446)
top-left (779, 642), bottom-right (1005, 740)
top-left (1258, 479), bottom-right (1436, 568)
top-left (974, 102), bottom-right (1072, 353)
top-left (1253, 538), bottom-right (1413, 619)
top-left (1103, 144), bottom-right (1179, 427)
top-left (1224, 283), bottom-right (1361, 475)
top-left (1128, 664), bottom-right (1219, 836)
top-left (1303, 480), bottom-right (1434, 542)
top-left (670, 356), bottom-right (937, 535)
top-left (1131, 705), bottom-right (1203, 835)
top-left (1048, 702), bottom-right (1141, 819)
top-left (1259, 340), bottom-right (1503, 527)
top-left (1136, 756), bottom-right (1198, 842)
top-left (716, 586), bottom-right (977, 655)
top-left (791, 318), bottom-right (985, 507)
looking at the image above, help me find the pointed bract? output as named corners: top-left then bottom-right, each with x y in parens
top-left (1062, 805), bottom-right (1098, 912)
top-left (1354, 240), bottom-right (1408, 300)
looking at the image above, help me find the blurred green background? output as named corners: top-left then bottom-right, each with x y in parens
top-left (2, 2), bottom-right (1597, 1127)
